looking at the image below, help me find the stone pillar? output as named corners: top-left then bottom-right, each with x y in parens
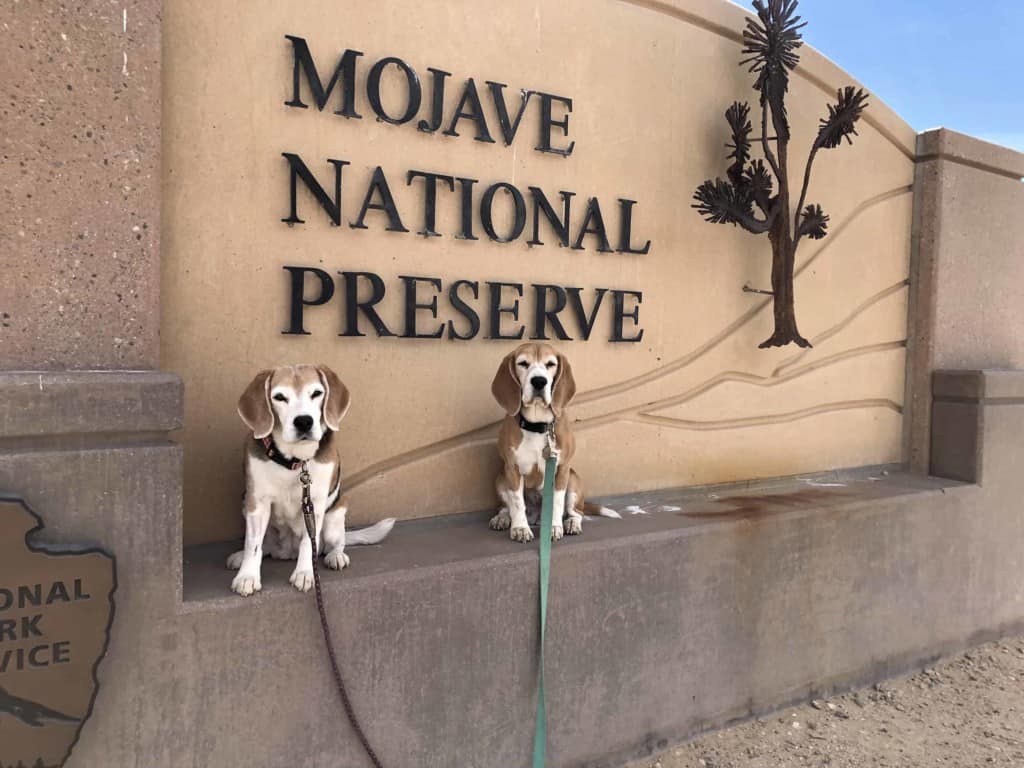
top-left (905, 129), bottom-right (1024, 473)
top-left (0, 0), bottom-right (162, 370)
top-left (0, 6), bottom-right (179, 764)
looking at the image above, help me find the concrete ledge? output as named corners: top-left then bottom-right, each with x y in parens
top-left (0, 371), bottom-right (183, 438)
top-left (917, 128), bottom-right (1024, 180)
top-left (166, 468), bottom-right (1012, 768)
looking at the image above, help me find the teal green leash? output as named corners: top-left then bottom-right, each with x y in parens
top-left (533, 451), bottom-right (558, 768)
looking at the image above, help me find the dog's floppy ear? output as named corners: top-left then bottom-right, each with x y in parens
top-left (238, 369), bottom-right (275, 439)
top-left (491, 352), bottom-right (522, 416)
top-left (317, 365), bottom-right (351, 431)
top-left (551, 353), bottom-right (576, 417)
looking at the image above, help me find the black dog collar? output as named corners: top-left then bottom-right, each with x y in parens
top-left (259, 436), bottom-right (304, 471)
top-left (518, 415), bottom-right (554, 435)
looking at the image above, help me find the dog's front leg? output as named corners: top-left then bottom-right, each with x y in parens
top-left (321, 503), bottom-right (350, 571)
top-left (551, 489), bottom-right (567, 541)
top-left (289, 498), bottom-right (324, 593)
top-left (551, 464), bottom-right (571, 541)
top-left (501, 473), bottom-right (532, 543)
top-left (231, 497), bottom-right (271, 596)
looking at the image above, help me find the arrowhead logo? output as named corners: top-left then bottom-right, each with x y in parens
top-left (0, 496), bottom-right (116, 768)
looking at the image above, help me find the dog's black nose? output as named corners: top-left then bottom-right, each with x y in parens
top-left (293, 415), bottom-right (314, 433)
top-left (530, 376), bottom-right (548, 391)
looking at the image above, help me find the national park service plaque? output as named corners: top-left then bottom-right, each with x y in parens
top-left (0, 496), bottom-right (115, 768)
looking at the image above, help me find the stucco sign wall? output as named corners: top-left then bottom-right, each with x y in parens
top-left (164, 0), bottom-right (918, 545)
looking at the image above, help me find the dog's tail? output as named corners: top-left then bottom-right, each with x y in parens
top-left (346, 518), bottom-right (396, 546)
top-left (583, 502), bottom-right (621, 519)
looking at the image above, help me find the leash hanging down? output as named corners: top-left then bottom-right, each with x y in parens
top-left (297, 431), bottom-right (558, 768)
top-left (533, 427), bottom-right (559, 768)
top-left (300, 463), bottom-right (385, 768)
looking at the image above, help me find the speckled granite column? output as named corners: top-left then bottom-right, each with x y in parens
top-left (0, 8), bottom-right (179, 766)
top-left (0, 0), bottom-right (161, 370)
top-left (905, 130), bottom-right (1024, 472)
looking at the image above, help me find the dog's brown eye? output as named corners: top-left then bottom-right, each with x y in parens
top-left (545, 361), bottom-right (556, 369)
top-left (273, 393), bottom-right (288, 403)
top-left (517, 361), bottom-right (529, 368)
top-left (311, 390), bottom-right (323, 399)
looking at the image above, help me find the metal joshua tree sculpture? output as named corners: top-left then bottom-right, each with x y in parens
top-left (693, 0), bottom-right (869, 348)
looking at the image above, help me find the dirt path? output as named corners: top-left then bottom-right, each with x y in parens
top-left (629, 636), bottom-right (1024, 768)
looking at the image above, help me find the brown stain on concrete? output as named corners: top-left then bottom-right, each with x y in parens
top-left (680, 488), bottom-right (852, 521)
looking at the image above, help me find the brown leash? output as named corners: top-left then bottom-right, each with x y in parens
top-left (300, 462), bottom-right (385, 768)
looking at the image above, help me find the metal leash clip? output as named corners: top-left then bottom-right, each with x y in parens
top-left (543, 423), bottom-right (560, 462)
top-left (299, 461), bottom-right (315, 542)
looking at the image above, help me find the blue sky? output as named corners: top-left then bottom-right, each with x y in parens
top-left (793, 0), bottom-right (1024, 150)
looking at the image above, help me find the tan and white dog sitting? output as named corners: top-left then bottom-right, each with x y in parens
top-left (228, 364), bottom-right (394, 596)
top-left (489, 343), bottom-right (619, 542)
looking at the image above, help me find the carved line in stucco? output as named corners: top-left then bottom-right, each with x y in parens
top-left (628, 398), bottom-right (902, 432)
top-left (581, 340), bottom-right (907, 429)
top-left (618, 0), bottom-right (915, 159)
top-left (344, 187), bottom-right (913, 492)
top-left (771, 279), bottom-right (911, 378)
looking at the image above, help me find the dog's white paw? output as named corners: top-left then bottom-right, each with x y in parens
top-left (551, 525), bottom-right (564, 541)
top-left (289, 568), bottom-right (314, 592)
top-left (511, 525), bottom-right (534, 543)
top-left (225, 550), bottom-right (245, 570)
top-left (566, 517), bottom-right (583, 535)
top-left (231, 570), bottom-right (261, 597)
top-left (490, 510), bottom-right (511, 531)
top-left (324, 550), bottom-right (350, 570)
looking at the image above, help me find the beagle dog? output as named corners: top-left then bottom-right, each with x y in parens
top-left (489, 343), bottom-right (618, 542)
top-left (228, 364), bottom-right (394, 596)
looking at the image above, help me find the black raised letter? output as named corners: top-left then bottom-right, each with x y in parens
top-left (535, 92), bottom-right (575, 157)
top-left (407, 170), bottom-right (455, 237)
top-left (351, 166), bottom-right (409, 232)
top-left (481, 183), bottom-right (526, 243)
top-left (567, 287), bottom-right (608, 341)
top-left (447, 280), bottom-right (481, 340)
top-left (617, 198), bottom-right (652, 254)
top-left (487, 281), bottom-right (526, 340)
top-left (532, 284), bottom-right (572, 341)
top-left (366, 57), bottom-right (422, 125)
top-left (444, 79), bottom-right (496, 144)
top-left (284, 36), bottom-right (362, 118)
top-left (572, 197), bottom-right (614, 252)
top-left (340, 271), bottom-right (395, 337)
top-left (611, 290), bottom-right (644, 343)
top-left (400, 275), bottom-right (445, 338)
top-left (528, 187), bottom-right (574, 247)
top-left (283, 266), bottom-right (335, 335)
top-left (454, 177), bottom-right (479, 240)
top-left (486, 81), bottom-right (534, 145)
top-left (418, 68), bottom-right (452, 133)
top-left (282, 154), bottom-right (349, 226)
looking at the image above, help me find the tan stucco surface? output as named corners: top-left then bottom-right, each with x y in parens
top-left (163, 0), bottom-right (917, 544)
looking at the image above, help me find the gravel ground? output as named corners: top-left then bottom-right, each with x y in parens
top-left (629, 636), bottom-right (1024, 768)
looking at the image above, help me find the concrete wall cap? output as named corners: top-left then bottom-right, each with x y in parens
top-left (917, 128), bottom-right (1024, 180)
top-left (933, 369), bottom-right (1024, 402)
top-left (0, 371), bottom-right (183, 438)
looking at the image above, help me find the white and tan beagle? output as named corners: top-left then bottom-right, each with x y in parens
top-left (489, 343), bottom-right (618, 542)
top-left (227, 364), bottom-right (394, 596)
